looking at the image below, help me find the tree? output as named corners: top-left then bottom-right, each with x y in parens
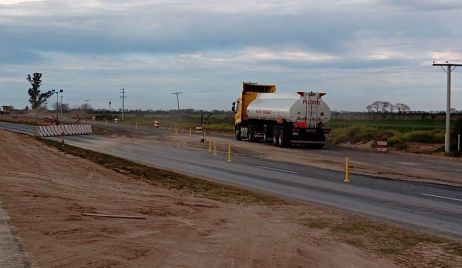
top-left (27, 73), bottom-right (53, 109)
top-left (382, 101), bottom-right (392, 113)
top-left (80, 103), bottom-right (93, 112)
top-left (53, 102), bottom-right (70, 113)
top-left (368, 101), bottom-right (383, 113)
top-left (395, 103), bottom-right (410, 113)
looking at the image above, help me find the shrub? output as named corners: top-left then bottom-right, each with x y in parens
top-left (402, 130), bottom-right (444, 143)
top-left (387, 135), bottom-right (401, 147)
top-left (328, 126), bottom-right (377, 145)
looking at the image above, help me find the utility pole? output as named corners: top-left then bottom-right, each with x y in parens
top-left (120, 88), bottom-right (127, 120)
top-left (83, 99), bottom-right (90, 123)
top-left (51, 89), bottom-right (63, 123)
top-left (60, 95), bottom-right (63, 115)
top-left (172, 92), bottom-right (183, 110)
top-left (433, 61), bottom-right (462, 153)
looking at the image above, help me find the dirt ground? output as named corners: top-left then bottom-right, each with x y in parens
top-left (2, 131), bottom-right (461, 267)
top-left (1, 117), bottom-right (462, 267)
top-left (0, 130), bottom-right (407, 268)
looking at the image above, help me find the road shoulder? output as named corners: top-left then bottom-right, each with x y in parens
top-left (0, 201), bottom-right (29, 268)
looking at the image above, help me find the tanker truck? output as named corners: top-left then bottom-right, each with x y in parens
top-left (232, 82), bottom-right (331, 148)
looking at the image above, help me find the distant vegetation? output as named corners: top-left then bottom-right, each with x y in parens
top-left (93, 110), bottom-right (235, 132)
top-left (89, 109), bottom-right (462, 152)
top-left (327, 118), bottom-right (445, 132)
top-left (328, 126), bottom-right (446, 150)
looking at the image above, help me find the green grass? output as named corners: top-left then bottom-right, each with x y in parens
top-left (97, 113), bottom-right (235, 132)
top-left (327, 119), bottom-right (445, 132)
top-left (328, 125), bottom-right (445, 149)
top-left (96, 112), bottom-right (448, 134)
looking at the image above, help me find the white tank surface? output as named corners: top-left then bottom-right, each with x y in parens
top-left (247, 92), bottom-right (331, 127)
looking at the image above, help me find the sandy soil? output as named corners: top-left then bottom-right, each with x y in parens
top-left (0, 130), bottom-right (403, 268)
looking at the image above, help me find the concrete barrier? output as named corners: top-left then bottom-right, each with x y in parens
top-left (35, 124), bottom-right (92, 137)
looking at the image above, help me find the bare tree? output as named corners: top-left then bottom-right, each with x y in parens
top-left (389, 103), bottom-right (396, 113)
top-left (382, 101), bottom-right (392, 113)
top-left (367, 101), bottom-right (383, 113)
top-left (395, 103), bottom-right (410, 113)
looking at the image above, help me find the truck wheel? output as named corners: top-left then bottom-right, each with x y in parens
top-left (248, 125), bottom-right (254, 142)
top-left (278, 129), bottom-right (285, 148)
top-left (263, 132), bottom-right (269, 143)
top-left (272, 128), bottom-right (279, 146)
top-left (235, 125), bottom-right (242, 140)
top-left (263, 125), bottom-right (270, 143)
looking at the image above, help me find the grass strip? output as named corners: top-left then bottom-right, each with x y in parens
top-left (302, 215), bottom-right (462, 264)
top-left (37, 137), bottom-right (285, 206)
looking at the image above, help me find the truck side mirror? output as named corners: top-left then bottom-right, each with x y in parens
top-left (231, 102), bottom-right (236, 113)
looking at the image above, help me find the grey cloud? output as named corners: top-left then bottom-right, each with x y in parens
top-left (1, 0), bottom-right (462, 111)
top-left (382, 0), bottom-right (462, 11)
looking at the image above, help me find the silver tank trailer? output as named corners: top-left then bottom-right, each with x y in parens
top-left (246, 92), bottom-right (331, 128)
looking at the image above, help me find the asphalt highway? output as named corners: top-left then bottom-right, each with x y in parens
top-left (1, 121), bottom-right (461, 238)
top-left (0, 121), bottom-right (36, 135)
top-left (63, 134), bottom-right (462, 238)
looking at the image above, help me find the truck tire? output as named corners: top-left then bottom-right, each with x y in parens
top-left (278, 128), bottom-right (291, 148)
top-left (278, 129), bottom-right (285, 148)
top-left (272, 127), bottom-right (279, 146)
top-left (263, 131), bottom-right (270, 143)
top-left (248, 125), bottom-right (254, 142)
top-left (235, 125), bottom-right (242, 140)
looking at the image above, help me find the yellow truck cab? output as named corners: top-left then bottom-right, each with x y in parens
top-left (232, 82), bottom-right (276, 135)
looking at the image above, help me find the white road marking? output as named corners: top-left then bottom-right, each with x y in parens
top-left (257, 165), bottom-right (297, 174)
top-left (421, 193), bottom-right (462, 202)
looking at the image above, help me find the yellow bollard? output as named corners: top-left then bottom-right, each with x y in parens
top-left (213, 140), bottom-right (217, 156)
top-left (189, 128), bottom-right (192, 138)
top-left (227, 143), bottom-right (232, 162)
top-left (208, 139), bottom-right (212, 153)
top-left (344, 157), bottom-right (350, 183)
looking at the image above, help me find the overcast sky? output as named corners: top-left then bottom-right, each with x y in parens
top-left (1, 0), bottom-right (462, 111)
